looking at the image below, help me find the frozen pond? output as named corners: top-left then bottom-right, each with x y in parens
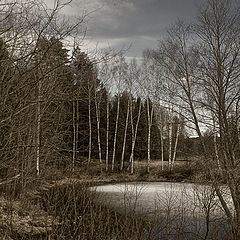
top-left (92, 182), bottom-right (232, 239)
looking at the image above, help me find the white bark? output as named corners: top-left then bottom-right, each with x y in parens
top-left (154, 102), bottom-right (165, 171)
top-left (95, 90), bottom-right (102, 163)
top-left (168, 107), bottom-right (173, 171)
top-left (76, 100), bottom-right (79, 163)
top-left (72, 100), bottom-right (76, 171)
top-left (106, 97), bottom-right (110, 171)
top-left (160, 127), bottom-right (164, 171)
top-left (129, 99), bottom-right (141, 174)
top-left (121, 98), bottom-right (130, 171)
top-left (171, 117), bottom-right (180, 171)
top-left (36, 77), bottom-right (41, 176)
top-left (88, 85), bottom-right (92, 164)
top-left (213, 116), bottom-right (221, 172)
top-left (112, 94), bottom-right (120, 171)
top-left (146, 98), bottom-right (154, 173)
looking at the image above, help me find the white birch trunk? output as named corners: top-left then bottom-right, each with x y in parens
top-left (72, 100), bottom-right (76, 171)
top-left (171, 118), bottom-right (180, 171)
top-left (168, 108), bottom-right (173, 171)
top-left (129, 98), bottom-right (134, 172)
top-left (88, 86), bottom-right (92, 164)
top-left (157, 106), bottom-right (165, 171)
top-left (112, 95), bottom-right (120, 171)
top-left (146, 98), bottom-right (154, 173)
top-left (121, 98), bottom-right (130, 171)
top-left (36, 79), bottom-right (41, 176)
top-left (213, 117), bottom-right (222, 172)
top-left (160, 127), bottom-right (164, 171)
top-left (237, 118), bottom-right (240, 149)
top-left (129, 100), bottom-right (141, 174)
top-left (95, 92), bottom-right (102, 163)
top-left (76, 100), bottom-right (79, 162)
top-left (106, 97), bottom-right (110, 171)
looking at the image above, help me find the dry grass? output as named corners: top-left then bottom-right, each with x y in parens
top-left (0, 175), bottom-right (232, 240)
top-left (0, 158), bottom-right (213, 239)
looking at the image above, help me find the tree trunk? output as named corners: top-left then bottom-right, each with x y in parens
top-left (72, 100), bottom-right (76, 171)
top-left (95, 92), bottom-right (102, 164)
top-left (36, 78), bottom-right (41, 176)
top-left (106, 97), bottom-right (110, 171)
top-left (121, 98), bottom-right (130, 171)
top-left (160, 129), bottom-right (164, 171)
top-left (171, 118), bottom-right (180, 171)
top-left (76, 100), bottom-right (79, 163)
top-left (213, 116), bottom-right (222, 172)
top-left (112, 94), bottom-right (120, 171)
top-left (168, 107), bottom-right (173, 171)
top-left (88, 86), bottom-right (92, 164)
top-left (129, 99), bottom-right (141, 174)
top-left (146, 98), bottom-right (154, 173)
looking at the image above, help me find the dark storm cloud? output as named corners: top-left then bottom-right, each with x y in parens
top-left (90, 0), bottom-right (200, 39)
top-left (45, 0), bottom-right (205, 57)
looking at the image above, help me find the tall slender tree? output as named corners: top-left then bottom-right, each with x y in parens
top-left (151, 0), bottom-right (240, 237)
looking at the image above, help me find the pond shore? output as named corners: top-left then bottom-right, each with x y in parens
top-left (0, 160), bottom-right (219, 239)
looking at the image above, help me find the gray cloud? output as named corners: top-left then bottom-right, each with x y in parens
top-left (44, 0), bottom-right (205, 58)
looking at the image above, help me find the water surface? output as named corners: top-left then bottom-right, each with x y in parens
top-left (92, 182), bottom-right (231, 239)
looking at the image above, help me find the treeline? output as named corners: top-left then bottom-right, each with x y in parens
top-left (0, 1), bottom-right (218, 181)
top-left (2, 0), bottom-right (240, 238)
top-left (71, 54), bottom-right (188, 173)
top-left (0, 2), bottom-right (198, 179)
top-left (1, 32), bottom-right (191, 178)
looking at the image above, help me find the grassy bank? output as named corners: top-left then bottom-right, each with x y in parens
top-left (0, 160), bottom-right (223, 239)
top-left (0, 180), bottom-right (155, 240)
top-left (44, 160), bottom-right (200, 184)
top-left (0, 178), bottom-right (231, 240)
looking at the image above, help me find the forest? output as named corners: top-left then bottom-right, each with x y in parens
top-left (1, 0), bottom-right (240, 239)
top-left (0, 2), bottom-right (200, 178)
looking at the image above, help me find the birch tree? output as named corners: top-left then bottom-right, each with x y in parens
top-left (72, 48), bottom-right (97, 165)
top-left (168, 107), bottom-right (174, 170)
top-left (170, 114), bottom-right (181, 171)
top-left (129, 98), bottom-right (141, 174)
top-left (141, 52), bottom-right (165, 172)
top-left (94, 80), bottom-right (102, 164)
top-left (195, 2), bottom-right (240, 236)
top-left (126, 59), bottom-right (141, 174)
top-left (120, 95), bottom-right (130, 171)
top-left (98, 62), bottom-right (113, 171)
top-left (151, 0), bottom-right (240, 238)
top-left (0, 0), bottom-right (88, 177)
top-left (111, 56), bottom-right (127, 171)
top-left (140, 58), bottom-right (154, 173)
top-left (146, 98), bottom-right (154, 173)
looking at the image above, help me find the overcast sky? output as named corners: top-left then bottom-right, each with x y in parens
top-left (45, 0), bottom-right (205, 59)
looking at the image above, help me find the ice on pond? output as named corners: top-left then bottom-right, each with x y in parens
top-left (91, 182), bottom-right (232, 239)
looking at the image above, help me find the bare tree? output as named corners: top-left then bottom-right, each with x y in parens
top-left (111, 55), bottom-right (127, 171)
top-left (129, 98), bottom-right (141, 174)
top-left (112, 93), bottom-right (120, 171)
top-left (121, 95), bottom-right (130, 171)
top-left (171, 113), bottom-right (181, 171)
top-left (151, 0), bottom-right (240, 238)
top-left (97, 62), bottom-right (113, 171)
top-left (94, 80), bottom-right (102, 164)
top-left (140, 57), bottom-right (155, 173)
top-left (0, 0), bottom-right (88, 178)
top-left (126, 59), bottom-right (141, 174)
top-left (88, 77), bottom-right (93, 164)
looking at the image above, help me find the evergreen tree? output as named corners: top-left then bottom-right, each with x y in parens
top-left (70, 47), bottom-right (98, 163)
top-left (0, 38), bottom-right (16, 177)
top-left (31, 36), bottom-right (72, 173)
